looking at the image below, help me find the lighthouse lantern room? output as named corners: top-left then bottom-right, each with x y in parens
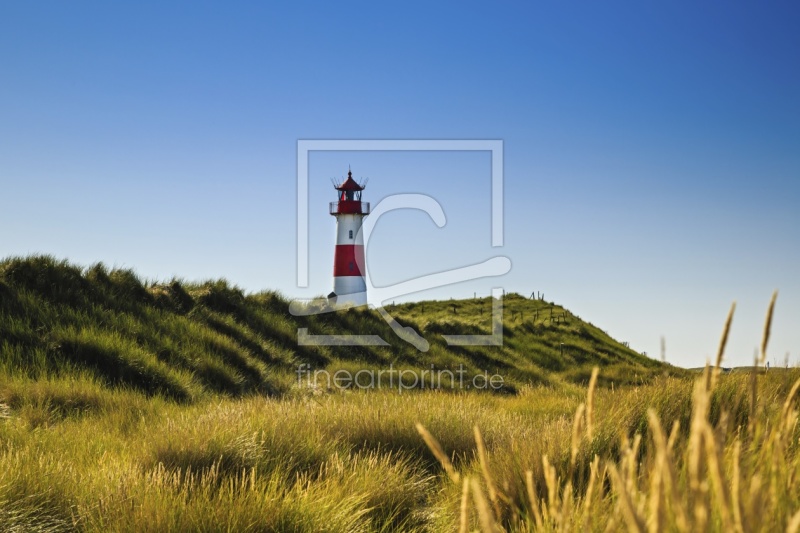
top-left (329, 170), bottom-right (370, 305)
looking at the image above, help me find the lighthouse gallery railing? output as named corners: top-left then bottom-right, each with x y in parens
top-left (330, 202), bottom-right (370, 215)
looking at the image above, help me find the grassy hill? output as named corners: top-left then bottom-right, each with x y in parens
top-left (0, 255), bottom-right (668, 405)
top-left (3, 256), bottom-right (800, 532)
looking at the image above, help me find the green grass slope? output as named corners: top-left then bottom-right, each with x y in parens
top-left (6, 256), bottom-right (798, 533)
top-left (0, 255), bottom-right (671, 405)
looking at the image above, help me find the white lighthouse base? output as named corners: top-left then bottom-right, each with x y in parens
top-left (333, 276), bottom-right (367, 307)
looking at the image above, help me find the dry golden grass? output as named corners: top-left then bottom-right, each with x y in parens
top-left (414, 294), bottom-right (800, 532)
top-left (2, 257), bottom-right (797, 531)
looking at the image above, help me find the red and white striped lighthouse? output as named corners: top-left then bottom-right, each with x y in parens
top-left (329, 170), bottom-right (370, 305)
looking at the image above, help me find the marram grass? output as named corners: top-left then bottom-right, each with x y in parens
top-left (1, 256), bottom-right (797, 531)
top-left (2, 371), bottom-right (800, 531)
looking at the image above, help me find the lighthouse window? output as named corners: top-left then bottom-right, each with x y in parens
top-left (349, 262), bottom-right (354, 271)
top-left (348, 230), bottom-right (353, 239)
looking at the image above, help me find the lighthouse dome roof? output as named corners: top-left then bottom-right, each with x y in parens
top-left (335, 170), bottom-right (365, 191)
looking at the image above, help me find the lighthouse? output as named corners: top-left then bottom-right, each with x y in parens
top-left (329, 170), bottom-right (370, 305)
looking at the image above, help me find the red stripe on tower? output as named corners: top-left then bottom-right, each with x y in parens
top-left (333, 245), bottom-right (365, 277)
top-left (329, 170), bottom-right (370, 305)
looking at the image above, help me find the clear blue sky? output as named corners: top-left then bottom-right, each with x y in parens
top-left (1, 1), bottom-right (798, 368)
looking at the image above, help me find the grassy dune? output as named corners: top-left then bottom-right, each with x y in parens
top-left (2, 371), bottom-right (800, 531)
top-left (0, 255), bottom-right (665, 402)
top-left (3, 256), bottom-right (798, 531)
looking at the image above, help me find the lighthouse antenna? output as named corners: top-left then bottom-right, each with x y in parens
top-left (330, 177), bottom-right (340, 188)
top-left (361, 177), bottom-right (369, 188)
